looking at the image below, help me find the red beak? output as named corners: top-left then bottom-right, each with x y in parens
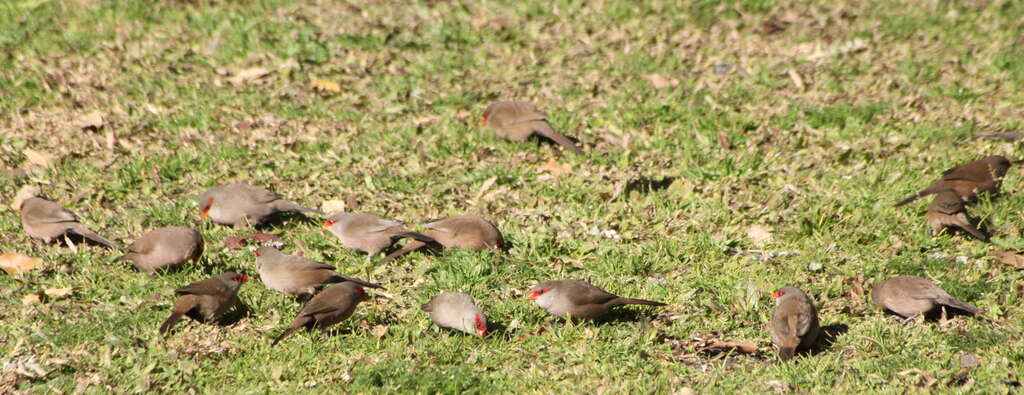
top-left (526, 290), bottom-right (541, 301)
top-left (771, 290), bottom-right (784, 299)
top-left (478, 329), bottom-right (488, 338)
top-left (322, 220), bottom-right (335, 228)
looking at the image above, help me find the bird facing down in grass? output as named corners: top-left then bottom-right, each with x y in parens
top-left (481, 101), bottom-right (584, 154)
top-left (894, 155), bottom-right (1012, 207)
top-left (422, 291), bottom-right (488, 338)
top-left (160, 272), bottom-right (247, 334)
top-left (20, 196), bottom-right (120, 249)
top-left (871, 275), bottom-right (981, 319)
top-left (527, 280), bottom-right (665, 320)
top-left (197, 183), bottom-right (323, 227)
top-left (272, 282), bottom-right (368, 346)
top-left (769, 286), bottom-right (820, 361)
top-left (925, 189), bottom-right (988, 241)
top-left (121, 227), bottom-right (203, 273)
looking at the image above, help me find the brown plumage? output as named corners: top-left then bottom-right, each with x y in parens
top-left (271, 282), bottom-right (368, 346)
top-left (197, 183), bottom-right (324, 227)
top-left (121, 227), bottom-right (204, 273)
top-left (159, 272), bottom-right (247, 334)
top-left (375, 215), bottom-right (503, 265)
top-left (254, 246), bottom-right (380, 298)
top-left (527, 280), bottom-right (665, 320)
top-left (895, 155), bottom-right (1012, 207)
top-left (769, 286), bottom-right (820, 360)
top-left (323, 213), bottom-right (434, 258)
top-left (871, 275), bottom-right (981, 319)
top-left (19, 197), bottom-right (120, 249)
top-left (926, 189), bottom-right (988, 241)
top-left (481, 101), bottom-right (584, 154)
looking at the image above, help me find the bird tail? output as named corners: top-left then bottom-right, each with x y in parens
top-left (69, 224), bottom-right (121, 249)
top-left (159, 312), bottom-right (184, 334)
top-left (956, 219), bottom-right (989, 242)
top-left (393, 231), bottom-right (436, 244)
top-left (894, 191), bottom-right (927, 207)
top-left (614, 297), bottom-right (667, 307)
top-left (374, 240), bottom-right (429, 266)
top-left (334, 275), bottom-right (384, 289)
top-left (532, 121), bottom-right (584, 154)
top-left (271, 326), bottom-right (299, 347)
top-left (935, 296), bottom-right (981, 315)
top-left (275, 200), bottom-right (326, 215)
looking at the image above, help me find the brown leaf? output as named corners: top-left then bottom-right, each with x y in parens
top-left (747, 225), bottom-right (774, 246)
top-left (21, 293), bottom-right (41, 305)
top-left (222, 236), bottom-right (247, 250)
top-left (707, 340), bottom-right (758, 354)
top-left (537, 158), bottom-right (573, 176)
top-left (310, 79), bottom-right (341, 93)
top-left (990, 249), bottom-right (1024, 269)
top-left (643, 74), bottom-right (679, 90)
top-left (850, 277), bottom-right (865, 303)
top-left (23, 148), bottom-right (57, 168)
top-left (44, 287), bottom-right (74, 298)
top-left (321, 199), bottom-right (348, 214)
top-left (77, 111), bottom-right (105, 130)
top-left (0, 253), bottom-right (43, 275)
top-left (370, 325), bottom-right (388, 339)
top-left (227, 67), bottom-right (271, 86)
top-left (717, 133), bottom-right (733, 149)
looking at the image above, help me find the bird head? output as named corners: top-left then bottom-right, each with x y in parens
top-left (474, 314), bottom-right (488, 338)
top-left (199, 197), bottom-right (214, 218)
top-left (231, 274), bottom-right (249, 283)
top-left (771, 289), bottom-right (786, 299)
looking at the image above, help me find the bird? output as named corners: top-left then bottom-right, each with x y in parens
top-left (322, 213), bottom-right (434, 258)
top-left (926, 189), bottom-right (988, 241)
top-left (894, 155), bottom-right (1012, 206)
top-left (422, 291), bottom-right (488, 338)
top-left (769, 286), bottom-right (820, 360)
top-left (374, 215), bottom-right (503, 265)
top-left (254, 246), bottom-right (381, 299)
top-left (197, 183), bottom-right (324, 227)
top-left (871, 275), bottom-right (981, 320)
top-left (481, 101), bottom-right (584, 154)
top-left (526, 280), bottom-right (666, 320)
top-left (19, 196), bottom-right (120, 249)
top-left (271, 282), bottom-right (369, 346)
top-left (159, 272), bottom-right (248, 334)
top-left (120, 227), bottom-right (204, 273)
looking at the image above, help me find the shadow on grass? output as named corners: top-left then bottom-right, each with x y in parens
top-left (625, 176), bottom-right (677, 194)
top-left (809, 322), bottom-right (850, 356)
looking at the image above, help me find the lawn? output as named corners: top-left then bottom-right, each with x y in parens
top-left (2, 0), bottom-right (1024, 392)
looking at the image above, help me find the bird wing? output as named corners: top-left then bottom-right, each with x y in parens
top-left (940, 161), bottom-right (989, 182)
top-left (565, 281), bottom-right (619, 305)
top-left (36, 201), bottom-right (79, 223)
top-left (175, 277), bottom-right (228, 296)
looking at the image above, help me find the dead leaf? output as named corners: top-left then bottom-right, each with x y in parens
top-left (21, 293), bottom-right (41, 305)
top-left (475, 176), bottom-right (498, 200)
top-left (747, 225), bottom-right (773, 246)
top-left (227, 67), bottom-right (271, 86)
top-left (643, 74), bottom-right (679, 89)
top-left (850, 277), bottom-right (865, 303)
top-left (961, 353), bottom-right (981, 369)
top-left (990, 249), bottom-right (1024, 269)
top-left (717, 133), bottom-right (732, 149)
top-left (310, 79), bottom-right (341, 93)
top-left (707, 341), bottom-right (758, 354)
top-left (0, 253), bottom-right (43, 275)
top-left (9, 184), bottom-right (41, 211)
top-left (23, 148), bottom-right (57, 168)
top-left (370, 325), bottom-right (388, 339)
top-left (537, 158), bottom-right (573, 176)
top-left (321, 199), bottom-right (348, 214)
top-left (77, 111), bottom-right (105, 130)
top-left (44, 287), bottom-right (74, 298)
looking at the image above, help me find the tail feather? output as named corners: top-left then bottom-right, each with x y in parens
top-left (615, 297), bottom-right (667, 307)
top-left (957, 221), bottom-right (989, 242)
top-left (272, 317), bottom-right (312, 346)
top-left (276, 200), bottom-right (326, 216)
top-left (334, 275), bottom-right (384, 289)
top-left (936, 297), bottom-right (981, 315)
top-left (894, 191), bottom-right (926, 207)
top-left (396, 231), bottom-right (435, 244)
top-left (70, 224), bottom-right (120, 249)
top-left (374, 240), bottom-right (428, 266)
top-left (533, 122), bottom-right (584, 154)
top-left (271, 326), bottom-right (300, 347)
top-left (159, 312), bottom-right (184, 334)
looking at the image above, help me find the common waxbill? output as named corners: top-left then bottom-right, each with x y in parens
top-left (895, 156), bottom-right (1012, 206)
top-left (375, 215), bottom-right (503, 265)
top-left (871, 275), bottom-right (981, 319)
top-left (197, 183), bottom-right (324, 227)
top-left (159, 272), bottom-right (248, 334)
top-left (926, 189), bottom-right (988, 241)
top-left (271, 282), bottom-right (368, 346)
top-left (527, 280), bottom-right (666, 320)
top-left (481, 101), bottom-right (584, 154)
top-left (322, 213), bottom-right (434, 258)
top-left (769, 286), bottom-right (820, 360)
top-left (254, 246), bottom-right (381, 298)
top-left (121, 227), bottom-right (204, 273)
top-left (19, 196), bottom-right (120, 248)
top-left (421, 291), bottom-right (488, 338)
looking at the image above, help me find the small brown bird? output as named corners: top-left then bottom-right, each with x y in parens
top-left (895, 155), bottom-right (1013, 206)
top-left (271, 282), bottom-right (368, 346)
top-left (159, 272), bottom-right (248, 334)
top-left (769, 286), bottom-right (820, 361)
top-left (375, 215), bottom-right (503, 265)
top-left (254, 246), bottom-right (381, 298)
top-left (481, 101), bottom-right (584, 154)
top-left (120, 227), bottom-right (204, 273)
top-left (19, 197), bottom-right (120, 248)
top-left (197, 183), bottom-right (324, 227)
top-left (926, 189), bottom-right (988, 241)
top-left (871, 275), bottom-right (981, 320)
top-left (422, 292), bottom-right (488, 338)
top-left (323, 213), bottom-right (434, 258)
top-left (527, 280), bottom-right (666, 320)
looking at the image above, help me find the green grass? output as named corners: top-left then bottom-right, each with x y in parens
top-left (3, 0), bottom-right (1024, 392)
